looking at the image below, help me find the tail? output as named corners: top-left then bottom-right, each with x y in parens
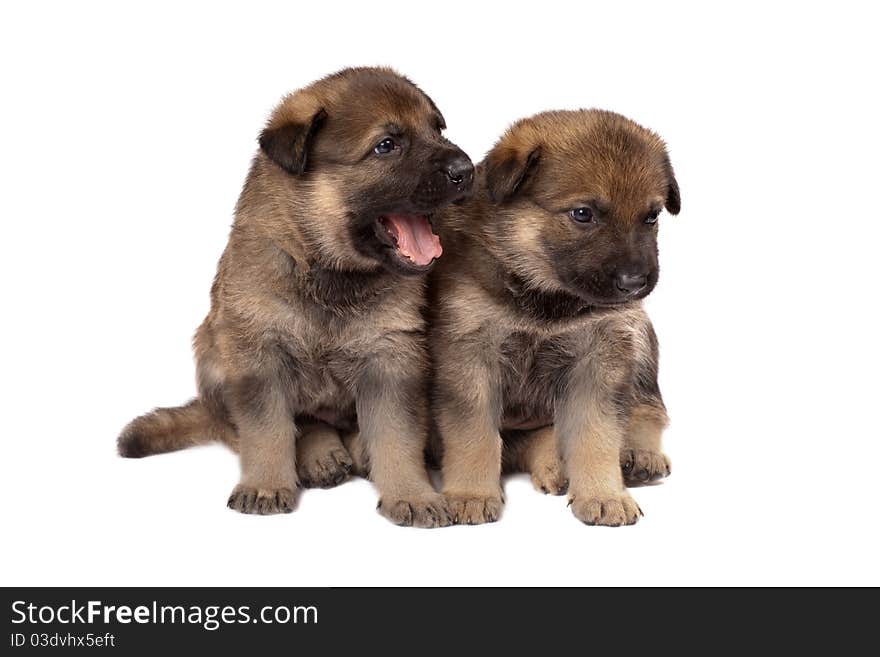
top-left (117, 398), bottom-right (236, 458)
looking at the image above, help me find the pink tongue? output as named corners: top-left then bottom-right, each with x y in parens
top-left (383, 213), bottom-right (443, 266)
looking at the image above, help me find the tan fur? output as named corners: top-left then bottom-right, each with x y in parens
top-left (503, 426), bottom-right (568, 495)
top-left (118, 67), bottom-right (473, 527)
top-left (296, 422), bottom-right (353, 489)
top-left (621, 403), bottom-right (671, 483)
top-left (430, 109), bottom-right (679, 525)
top-left (342, 431), bottom-right (370, 478)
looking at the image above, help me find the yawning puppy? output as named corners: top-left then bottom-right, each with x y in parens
top-left (118, 67), bottom-right (474, 527)
top-left (430, 110), bottom-right (679, 526)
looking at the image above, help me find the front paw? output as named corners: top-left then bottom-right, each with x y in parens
top-left (377, 494), bottom-right (453, 528)
top-left (227, 485), bottom-right (297, 515)
top-left (297, 446), bottom-right (353, 489)
top-left (569, 490), bottom-right (641, 526)
top-left (446, 493), bottom-right (504, 525)
top-left (621, 449), bottom-right (671, 485)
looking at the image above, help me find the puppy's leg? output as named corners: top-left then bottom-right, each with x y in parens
top-left (342, 431), bottom-right (370, 479)
top-left (296, 422), bottom-right (353, 489)
top-left (558, 328), bottom-right (641, 526)
top-left (503, 426), bottom-right (568, 495)
top-left (226, 373), bottom-right (298, 515)
top-left (622, 403), bottom-right (671, 484)
top-left (436, 355), bottom-right (504, 525)
top-left (355, 346), bottom-right (451, 529)
top-left (622, 318), bottom-right (671, 485)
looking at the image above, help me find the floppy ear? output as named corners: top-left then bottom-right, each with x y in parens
top-left (258, 108), bottom-right (327, 175)
top-left (485, 146), bottom-right (541, 203)
top-left (418, 88), bottom-right (447, 131)
top-left (663, 155), bottom-right (681, 215)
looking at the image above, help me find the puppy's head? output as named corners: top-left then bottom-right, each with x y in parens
top-left (482, 110), bottom-right (679, 306)
top-left (258, 67), bottom-right (474, 275)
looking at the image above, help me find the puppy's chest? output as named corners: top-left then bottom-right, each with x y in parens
top-left (275, 302), bottom-right (423, 400)
top-left (276, 317), bottom-right (375, 382)
top-left (497, 331), bottom-right (577, 411)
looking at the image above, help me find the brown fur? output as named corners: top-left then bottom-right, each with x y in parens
top-left (430, 110), bottom-right (679, 525)
top-left (118, 67), bottom-right (473, 527)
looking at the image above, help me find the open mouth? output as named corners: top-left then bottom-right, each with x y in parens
top-left (377, 213), bottom-right (443, 268)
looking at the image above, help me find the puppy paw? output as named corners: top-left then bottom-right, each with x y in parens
top-left (377, 494), bottom-right (453, 528)
top-left (227, 485), bottom-right (297, 515)
top-left (297, 446), bottom-right (352, 489)
top-left (530, 462), bottom-right (568, 496)
top-left (447, 493), bottom-right (504, 525)
top-left (569, 491), bottom-right (641, 527)
top-left (621, 449), bottom-right (671, 485)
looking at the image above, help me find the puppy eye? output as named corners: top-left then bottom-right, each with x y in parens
top-left (645, 210), bottom-right (660, 225)
top-left (569, 207), bottom-right (594, 223)
top-left (373, 138), bottom-right (397, 155)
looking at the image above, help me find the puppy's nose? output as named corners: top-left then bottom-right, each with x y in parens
top-left (446, 155), bottom-right (474, 186)
top-left (615, 272), bottom-right (648, 294)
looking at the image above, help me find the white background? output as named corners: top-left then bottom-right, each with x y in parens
top-left (2, 1), bottom-right (878, 586)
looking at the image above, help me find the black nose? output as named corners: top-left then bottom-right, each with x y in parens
top-left (615, 272), bottom-right (648, 294)
top-left (446, 155), bottom-right (474, 186)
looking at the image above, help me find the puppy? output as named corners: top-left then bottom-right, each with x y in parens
top-left (118, 67), bottom-right (474, 528)
top-left (430, 110), bottom-right (679, 526)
